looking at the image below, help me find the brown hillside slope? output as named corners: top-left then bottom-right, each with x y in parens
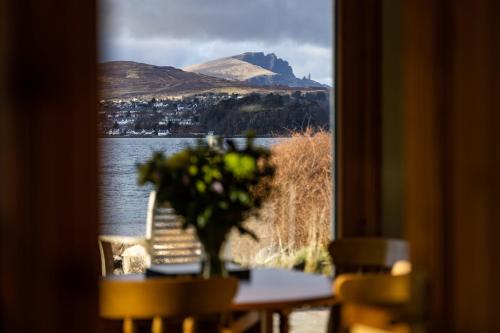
top-left (99, 61), bottom-right (243, 99)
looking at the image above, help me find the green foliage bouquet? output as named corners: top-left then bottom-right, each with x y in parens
top-left (137, 134), bottom-right (275, 277)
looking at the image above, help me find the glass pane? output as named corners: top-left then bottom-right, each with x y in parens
top-left (98, 0), bottom-right (334, 275)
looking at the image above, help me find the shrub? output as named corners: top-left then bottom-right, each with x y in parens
top-left (231, 129), bottom-right (333, 274)
top-left (264, 128), bottom-right (332, 250)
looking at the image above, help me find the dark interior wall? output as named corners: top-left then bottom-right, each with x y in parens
top-left (0, 1), bottom-right (99, 332)
top-left (381, 0), bottom-right (403, 238)
top-left (336, 0), bottom-right (382, 237)
top-left (337, 0), bottom-right (405, 238)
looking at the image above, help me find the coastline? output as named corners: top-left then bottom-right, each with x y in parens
top-left (99, 134), bottom-right (289, 139)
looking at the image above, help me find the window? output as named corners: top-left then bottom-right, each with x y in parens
top-left (99, 0), bottom-right (335, 274)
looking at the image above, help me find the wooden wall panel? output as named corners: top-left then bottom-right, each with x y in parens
top-left (447, 1), bottom-right (500, 331)
top-left (0, 1), bottom-right (99, 332)
top-left (404, 0), bottom-right (500, 331)
top-left (336, 0), bottom-right (382, 237)
top-left (381, 0), bottom-right (403, 238)
top-left (402, 0), bottom-right (448, 330)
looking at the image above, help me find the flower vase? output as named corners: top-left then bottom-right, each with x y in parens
top-left (201, 242), bottom-right (227, 278)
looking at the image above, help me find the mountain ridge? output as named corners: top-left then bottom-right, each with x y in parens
top-left (184, 52), bottom-right (328, 88)
top-left (183, 57), bottom-right (277, 81)
top-left (233, 52), bottom-right (295, 77)
top-left (99, 58), bottom-right (329, 100)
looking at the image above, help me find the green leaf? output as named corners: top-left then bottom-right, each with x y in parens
top-left (188, 165), bottom-right (198, 176)
top-left (196, 180), bottom-right (206, 193)
top-left (224, 153), bottom-right (256, 179)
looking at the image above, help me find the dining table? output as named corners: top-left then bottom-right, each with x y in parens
top-left (108, 266), bottom-right (336, 333)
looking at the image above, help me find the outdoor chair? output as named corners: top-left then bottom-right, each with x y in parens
top-left (146, 191), bottom-right (202, 265)
top-left (99, 235), bottom-right (150, 276)
top-left (327, 238), bottom-right (410, 333)
top-left (98, 191), bottom-right (201, 276)
top-left (100, 277), bottom-right (238, 333)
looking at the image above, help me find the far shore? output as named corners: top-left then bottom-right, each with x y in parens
top-left (100, 134), bottom-right (289, 139)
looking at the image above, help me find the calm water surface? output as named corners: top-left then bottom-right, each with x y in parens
top-left (100, 137), bottom-right (283, 236)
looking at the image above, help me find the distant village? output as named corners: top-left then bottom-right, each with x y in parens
top-left (99, 93), bottom-right (235, 137)
top-left (99, 90), bottom-right (330, 137)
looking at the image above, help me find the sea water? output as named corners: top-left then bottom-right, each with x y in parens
top-left (100, 137), bottom-right (282, 236)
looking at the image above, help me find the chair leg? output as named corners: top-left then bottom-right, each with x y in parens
top-left (152, 316), bottom-right (163, 333)
top-left (183, 317), bottom-right (195, 333)
top-left (123, 318), bottom-right (136, 333)
top-left (327, 304), bottom-right (342, 333)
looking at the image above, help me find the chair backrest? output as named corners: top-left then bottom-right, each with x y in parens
top-left (335, 273), bottom-right (411, 306)
top-left (99, 278), bottom-right (238, 333)
top-left (100, 277), bottom-right (238, 322)
top-left (333, 273), bottom-right (413, 333)
top-left (146, 191), bottom-right (202, 265)
top-left (329, 238), bottom-right (409, 275)
top-left (99, 237), bottom-right (115, 277)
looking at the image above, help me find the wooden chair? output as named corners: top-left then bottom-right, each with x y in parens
top-left (100, 277), bottom-right (238, 333)
top-left (334, 273), bottom-right (411, 333)
top-left (146, 191), bottom-right (202, 265)
top-left (329, 238), bottom-right (409, 275)
top-left (327, 238), bottom-right (409, 333)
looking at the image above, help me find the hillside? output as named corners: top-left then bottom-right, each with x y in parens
top-left (99, 61), bottom-right (245, 99)
top-left (99, 61), bottom-right (329, 100)
top-left (199, 91), bottom-right (330, 136)
top-left (183, 57), bottom-right (277, 81)
top-left (184, 52), bottom-right (328, 88)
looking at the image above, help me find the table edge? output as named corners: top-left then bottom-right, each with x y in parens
top-left (231, 295), bottom-right (336, 311)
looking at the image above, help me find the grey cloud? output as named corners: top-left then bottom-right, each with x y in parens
top-left (101, 0), bottom-right (333, 47)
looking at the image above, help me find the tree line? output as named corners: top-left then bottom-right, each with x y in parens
top-left (199, 91), bottom-right (330, 136)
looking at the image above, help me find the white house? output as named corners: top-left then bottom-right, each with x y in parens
top-left (158, 129), bottom-right (170, 136)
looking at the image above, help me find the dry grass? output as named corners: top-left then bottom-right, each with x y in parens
top-left (231, 129), bottom-right (333, 273)
top-left (265, 129), bottom-right (332, 249)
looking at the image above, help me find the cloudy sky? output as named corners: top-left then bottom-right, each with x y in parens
top-left (99, 0), bottom-right (333, 85)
